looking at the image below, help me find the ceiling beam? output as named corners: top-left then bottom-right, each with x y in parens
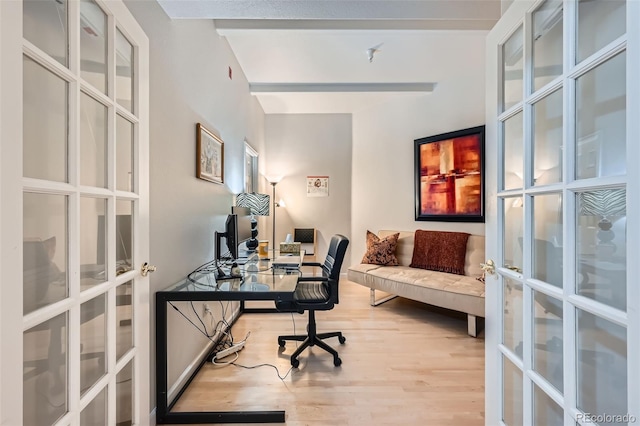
top-left (249, 82), bottom-right (437, 93)
top-left (158, 0), bottom-right (501, 22)
top-left (214, 19), bottom-right (497, 31)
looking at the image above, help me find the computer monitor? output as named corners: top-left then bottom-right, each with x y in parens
top-left (232, 206), bottom-right (252, 246)
top-left (215, 212), bottom-right (252, 262)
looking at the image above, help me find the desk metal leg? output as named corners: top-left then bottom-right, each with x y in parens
top-left (156, 295), bottom-right (285, 424)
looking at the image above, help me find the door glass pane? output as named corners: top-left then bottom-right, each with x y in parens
top-left (80, 386), bottom-right (106, 425)
top-left (80, 0), bottom-right (107, 94)
top-left (23, 0), bottom-right (68, 67)
top-left (503, 278), bottom-right (523, 358)
top-left (24, 193), bottom-right (68, 314)
top-left (116, 361), bottom-right (133, 426)
top-left (116, 29), bottom-right (134, 112)
top-left (502, 26), bottom-right (524, 111)
top-left (503, 112), bottom-right (524, 190)
top-left (532, 1), bottom-right (563, 91)
top-left (532, 194), bottom-right (563, 287)
top-left (116, 281), bottom-right (133, 360)
top-left (504, 197), bottom-right (523, 271)
top-left (534, 385), bottom-right (564, 426)
top-left (575, 52), bottom-right (626, 180)
top-left (502, 356), bottom-right (523, 426)
top-left (80, 92), bottom-right (107, 188)
top-left (81, 197), bottom-right (106, 285)
top-left (576, 189), bottom-right (626, 311)
top-left (533, 290), bottom-right (563, 391)
top-left (577, 0), bottom-right (626, 63)
top-left (116, 115), bottom-right (134, 192)
top-left (116, 200), bottom-right (134, 274)
top-left (23, 312), bottom-right (68, 426)
top-left (80, 294), bottom-right (106, 395)
top-left (533, 89), bottom-right (563, 186)
top-left (23, 56), bottom-right (68, 182)
top-left (576, 309), bottom-right (627, 419)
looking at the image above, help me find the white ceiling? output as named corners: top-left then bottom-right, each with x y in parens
top-left (157, 0), bottom-right (502, 114)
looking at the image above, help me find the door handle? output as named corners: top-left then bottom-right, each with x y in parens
top-left (141, 262), bottom-right (157, 277)
top-left (480, 259), bottom-right (496, 281)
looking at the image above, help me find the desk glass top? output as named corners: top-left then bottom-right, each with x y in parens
top-left (161, 255), bottom-right (300, 294)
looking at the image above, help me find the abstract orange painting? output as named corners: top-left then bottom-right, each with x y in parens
top-left (414, 126), bottom-right (485, 222)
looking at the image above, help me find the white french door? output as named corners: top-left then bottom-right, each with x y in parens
top-left (485, 0), bottom-right (639, 425)
top-left (0, 0), bottom-right (149, 425)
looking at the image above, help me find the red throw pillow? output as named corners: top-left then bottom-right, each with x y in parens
top-left (361, 231), bottom-right (400, 266)
top-left (410, 230), bottom-right (470, 275)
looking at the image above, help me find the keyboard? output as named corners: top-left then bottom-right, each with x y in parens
top-left (271, 255), bottom-right (302, 269)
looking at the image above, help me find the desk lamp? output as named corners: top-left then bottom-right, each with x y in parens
top-left (578, 188), bottom-right (626, 256)
top-left (235, 192), bottom-right (270, 251)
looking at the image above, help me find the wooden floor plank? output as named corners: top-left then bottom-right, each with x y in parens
top-left (169, 279), bottom-right (485, 425)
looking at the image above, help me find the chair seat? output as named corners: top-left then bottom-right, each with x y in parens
top-left (294, 282), bottom-right (328, 302)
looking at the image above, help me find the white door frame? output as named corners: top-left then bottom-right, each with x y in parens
top-left (0, 1), bottom-right (149, 424)
top-left (0, 1), bottom-right (26, 423)
top-left (485, 1), bottom-right (640, 424)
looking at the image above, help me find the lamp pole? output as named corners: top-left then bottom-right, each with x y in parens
top-left (271, 181), bottom-right (277, 256)
top-left (266, 175), bottom-right (283, 258)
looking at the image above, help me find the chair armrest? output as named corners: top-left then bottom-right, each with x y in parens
top-left (297, 276), bottom-right (328, 283)
top-left (301, 262), bottom-right (323, 268)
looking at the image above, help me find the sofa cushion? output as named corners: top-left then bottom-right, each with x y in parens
top-left (410, 230), bottom-right (470, 275)
top-left (361, 230), bottom-right (400, 266)
top-left (377, 230), bottom-right (485, 277)
top-left (366, 265), bottom-right (485, 317)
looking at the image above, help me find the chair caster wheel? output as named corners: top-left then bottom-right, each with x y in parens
top-left (338, 336), bottom-right (346, 344)
top-left (334, 357), bottom-right (342, 367)
top-left (291, 358), bottom-right (300, 368)
top-left (278, 339), bottom-right (285, 347)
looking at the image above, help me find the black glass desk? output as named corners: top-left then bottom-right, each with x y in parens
top-left (156, 258), bottom-right (300, 424)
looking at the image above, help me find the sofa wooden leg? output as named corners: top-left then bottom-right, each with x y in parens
top-left (370, 289), bottom-right (398, 306)
top-left (467, 314), bottom-right (484, 337)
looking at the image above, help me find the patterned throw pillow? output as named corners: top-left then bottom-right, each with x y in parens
top-left (361, 231), bottom-right (400, 266)
top-left (410, 230), bottom-right (470, 275)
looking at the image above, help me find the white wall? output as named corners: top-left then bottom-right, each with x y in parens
top-left (123, 0), bottom-right (265, 413)
top-left (351, 51), bottom-right (487, 261)
top-left (264, 114), bottom-right (352, 263)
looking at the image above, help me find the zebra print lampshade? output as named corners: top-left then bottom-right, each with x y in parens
top-left (578, 188), bottom-right (626, 218)
top-left (578, 188), bottom-right (626, 255)
top-left (236, 193), bottom-right (270, 216)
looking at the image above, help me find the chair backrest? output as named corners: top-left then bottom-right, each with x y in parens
top-left (321, 234), bottom-right (349, 280)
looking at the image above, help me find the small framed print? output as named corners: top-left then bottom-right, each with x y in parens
top-left (307, 176), bottom-right (329, 197)
top-left (196, 123), bottom-right (224, 184)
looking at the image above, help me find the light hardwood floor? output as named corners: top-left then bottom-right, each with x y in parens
top-left (171, 279), bottom-right (485, 425)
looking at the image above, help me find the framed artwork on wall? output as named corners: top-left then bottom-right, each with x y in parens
top-left (307, 176), bottom-right (329, 197)
top-left (414, 125), bottom-right (485, 222)
top-left (196, 123), bottom-right (224, 184)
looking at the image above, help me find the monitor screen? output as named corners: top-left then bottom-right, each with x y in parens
top-left (215, 211), bottom-right (253, 262)
top-left (232, 206), bottom-right (252, 245)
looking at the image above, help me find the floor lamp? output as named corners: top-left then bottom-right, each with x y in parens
top-left (267, 176), bottom-right (283, 255)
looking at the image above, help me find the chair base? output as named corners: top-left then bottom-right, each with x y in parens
top-left (278, 311), bottom-right (345, 367)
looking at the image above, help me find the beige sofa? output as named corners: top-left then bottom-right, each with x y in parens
top-left (347, 230), bottom-right (486, 337)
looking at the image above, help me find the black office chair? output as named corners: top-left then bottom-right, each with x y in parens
top-left (276, 234), bottom-right (349, 367)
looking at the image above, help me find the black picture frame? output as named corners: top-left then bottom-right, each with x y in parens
top-left (414, 125), bottom-right (485, 223)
